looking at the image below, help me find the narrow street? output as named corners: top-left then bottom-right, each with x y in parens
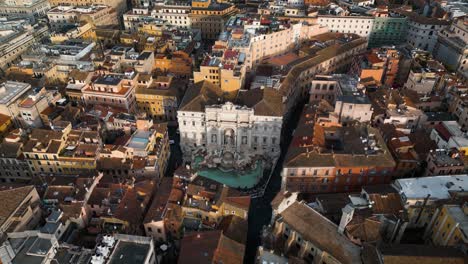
top-left (165, 126), bottom-right (183, 178)
top-left (244, 100), bottom-right (306, 263)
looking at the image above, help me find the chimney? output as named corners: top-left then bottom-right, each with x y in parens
top-left (338, 204), bottom-right (355, 234)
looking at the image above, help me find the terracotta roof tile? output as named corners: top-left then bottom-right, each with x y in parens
top-left (280, 201), bottom-right (361, 264)
top-left (0, 186), bottom-right (34, 228)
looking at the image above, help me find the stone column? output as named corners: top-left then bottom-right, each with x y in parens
top-left (248, 126), bottom-right (252, 148)
top-left (236, 127), bottom-right (241, 151)
top-left (218, 127), bottom-right (222, 150)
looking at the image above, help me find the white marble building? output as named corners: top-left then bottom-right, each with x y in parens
top-left (177, 81), bottom-right (283, 161)
top-left (179, 102), bottom-right (282, 160)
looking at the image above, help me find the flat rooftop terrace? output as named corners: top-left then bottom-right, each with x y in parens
top-left (395, 175), bottom-right (468, 200)
top-left (0, 81), bottom-right (30, 105)
top-left (108, 241), bottom-right (151, 264)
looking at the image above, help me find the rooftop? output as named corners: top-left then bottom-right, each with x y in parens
top-left (39, 40), bottom-right (95, 58)
top-left (396, 9), bottom-right (451, 25)
top-left (0, 186), bottom-right (34, 228)
top-left (127, 130), bottom-right (152, 150)
top-left (48, 5), bottom-right (110, 14)
top-left (143, 177), bottom-right (175, 223)
top-left (94, 75), bottom-right (124, 86)
top-left (10, 236), bottom-right (52, 264)
top-left (394, 175), bottom-right (468, 201)
top-left (191, 2), bottom-right (233, 11)
top-left (279, 201), bottom-right (361, 263)
top-left (285, 124), bottom-right (395, 168)
top-left (376, 243), bottom-right (466, 259)
top-left (337, 94), bottom-right (371, 104)
top-left (0, 81), bottom-right (31, 105)
top-left (0, 141), bottom-right (21, 158)
top-left (108, 240), bottom-right (151, 264)
top-left (178, 230), bottom-right (222, 264)
top-left (429, 150), bottom-right (464, 167)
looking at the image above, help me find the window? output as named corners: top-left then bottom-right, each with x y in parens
top-left (241, 136), bottom-right (247, 145)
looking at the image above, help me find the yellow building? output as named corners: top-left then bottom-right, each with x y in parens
top-left (6, 66), bottom-right (34, 77)
top-left (424, 204), bottom-right (468, 248)
top-left (135, 74), bottom-right (179, 122)
top-left (189, 0), bottom-right (237, 39)
top-left (220, 196), bottom-right (250, 220)
top-left (47, 5), bottom-right (119, 32)
top-left (23, 124), bottom-right (100, 176)
top-left (220, 68), bottom-right (243, 95)
top-left (119, 32), bottom-right (139, 46)
top-left (65, 69), bottom-right (94, 103)
top-left (138, 23), bottom-right (164, 37)
top-left (193, 55), bottom-right (244, 97)
top-left (152, 122), bottom-right (171, 178)
top-left (182, 179), bottom-right (250, 227)
top-left (0, 113), bottom-right (12, 139)
top-left (154, 54), bottom-right (172, 72)
top-left (154, 51), bottom-right (192, 76)
top-left (93, 27), bottom-right (121, 47)
top-left (23, 126), bottom-right (71, 175)
top-left (58, 130), bottom-right (101, 174)
top-left (50, 22), bottom-right (95, 43)
top-left (7, 59), bottom-right (62, 85)
top-left (118, 30), bottom-right (167, 53)
top-left (191, 0), bottom-right (210, 8)
top-left (194, 62), bottom-right (220, 85)
top-left (46, 64), bottom-right (68, 85)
